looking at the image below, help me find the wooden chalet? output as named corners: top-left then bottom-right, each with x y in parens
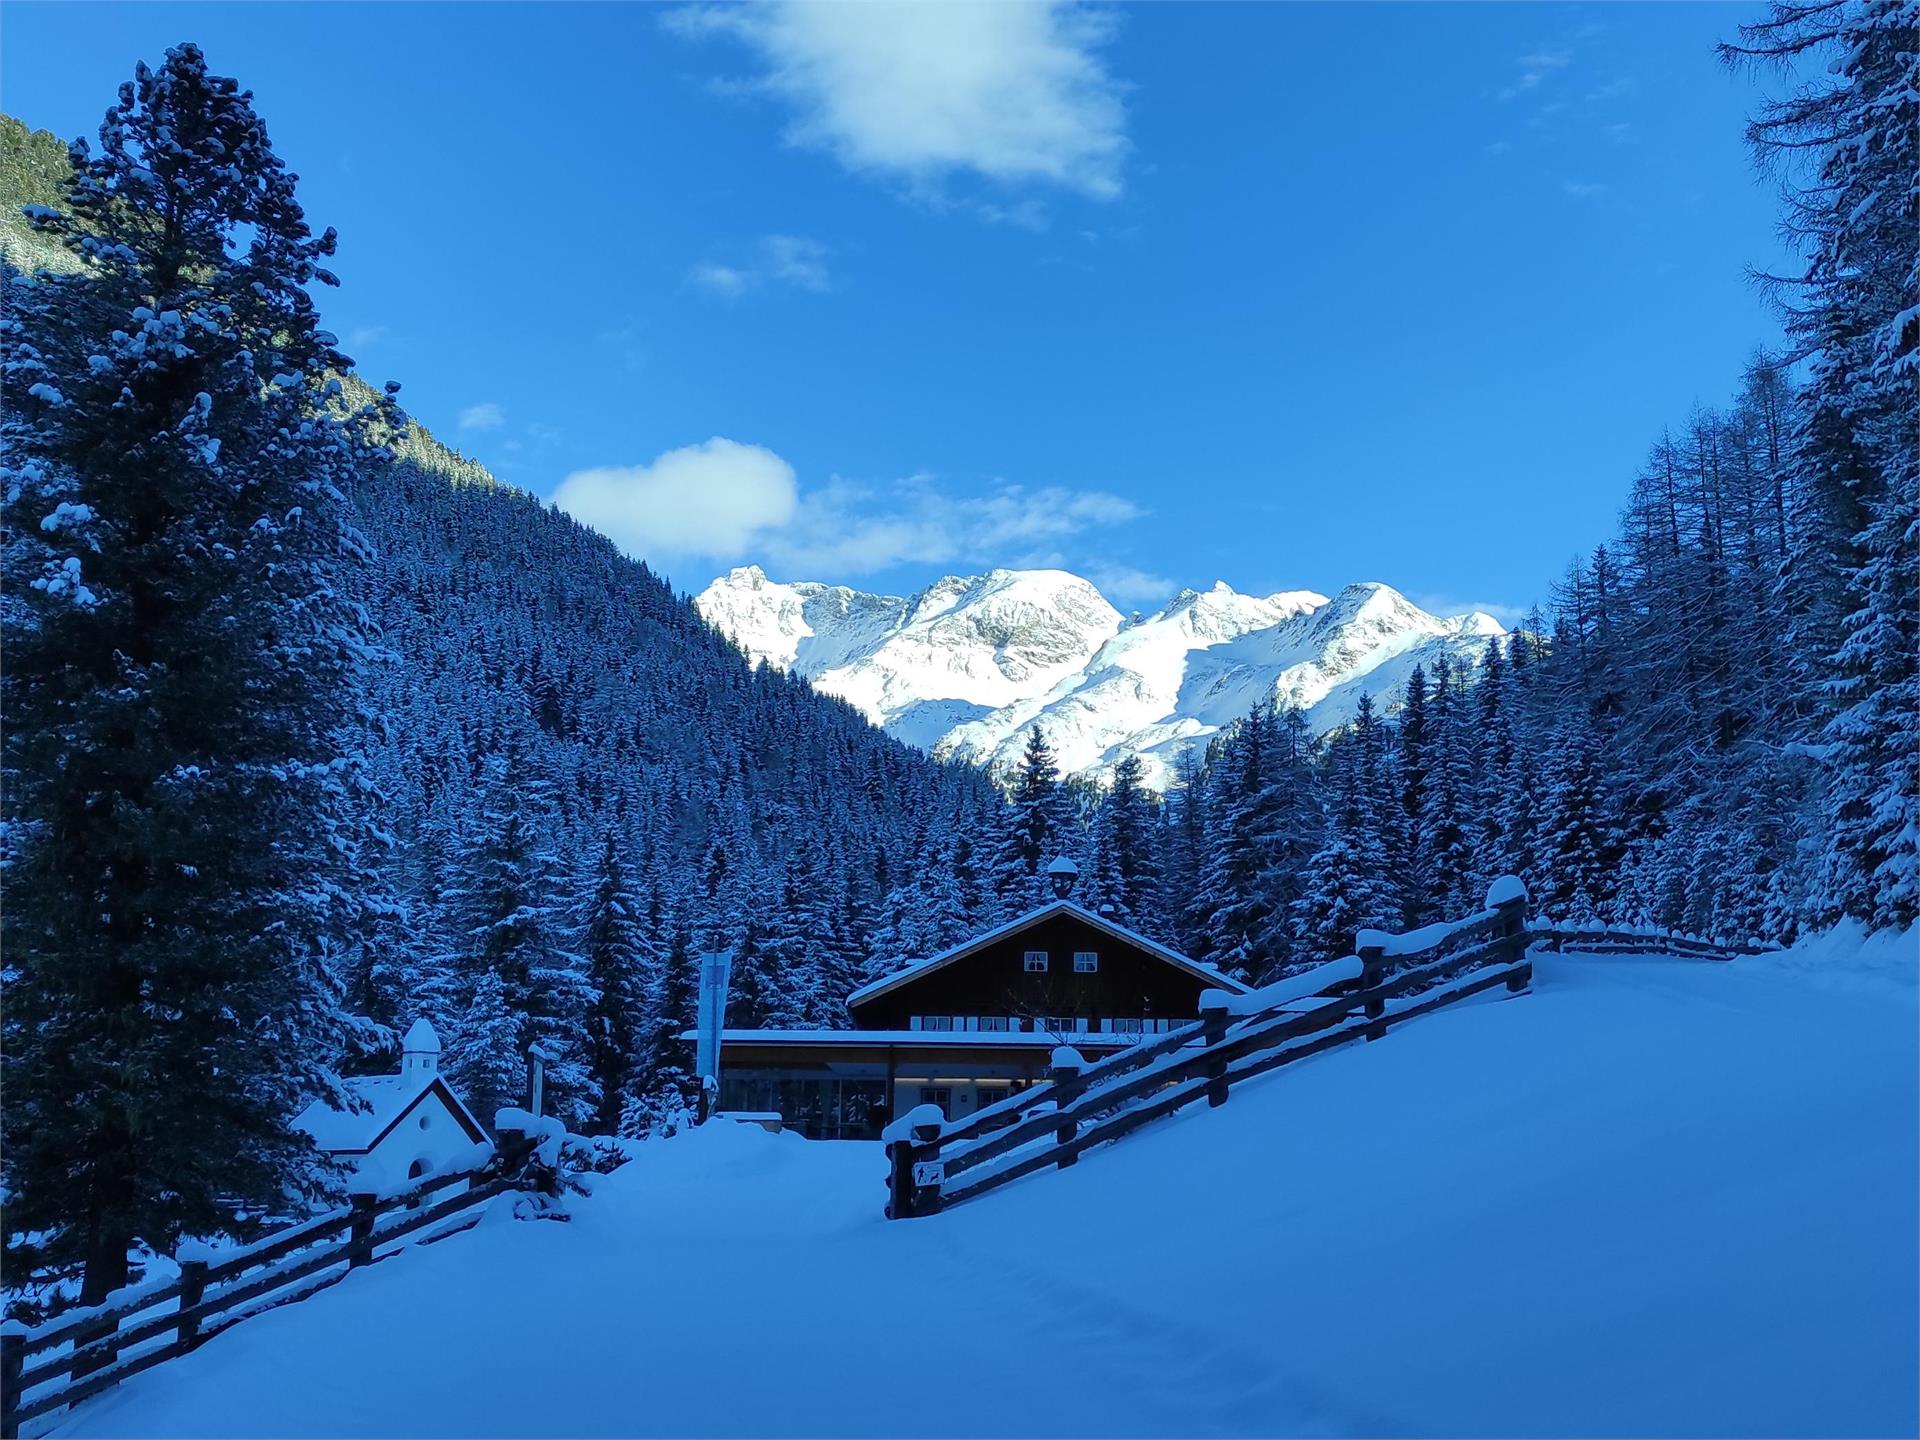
top-left (712, 859), bottom-right (1250, 1139)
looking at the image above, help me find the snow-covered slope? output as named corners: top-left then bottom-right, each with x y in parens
top-left (696, 567), bottom-right (1503, 784)
top-left (54, 933), bottom-right (1918, 1437)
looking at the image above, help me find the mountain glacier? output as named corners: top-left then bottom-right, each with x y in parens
top-left (696, 566), bottom-right (1504, 787)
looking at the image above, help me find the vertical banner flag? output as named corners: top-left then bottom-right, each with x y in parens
top-left (695, 950), bottom-right (733, 1084)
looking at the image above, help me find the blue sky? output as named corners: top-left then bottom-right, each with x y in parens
top-left (4, 2), bottom-right (1788, 619)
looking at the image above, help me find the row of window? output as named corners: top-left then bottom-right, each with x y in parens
top-left (1024, 949), bottom-right (1099, 973)
top-left (907, 1015), bottom-right (1188, 1035)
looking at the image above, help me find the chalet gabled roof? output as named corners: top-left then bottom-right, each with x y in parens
top-left (295, 1073), bottom-right (489, 1155)
top-left (846, 900), bottom-right (1251, 1010)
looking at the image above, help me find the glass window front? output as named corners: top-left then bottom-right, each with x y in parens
top-left (1024, 950), bottom-right (1048, 972)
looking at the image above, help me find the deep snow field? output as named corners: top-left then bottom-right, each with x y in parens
top-left (48, 934), bottom-right (1918, 1439)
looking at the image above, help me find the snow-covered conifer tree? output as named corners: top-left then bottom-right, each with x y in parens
top-left (2, 45), bottom-right (394, 1302)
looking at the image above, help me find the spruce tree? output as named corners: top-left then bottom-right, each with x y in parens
top-left (991, 725), bottom-right (1072, 911)
top-left (2, 45), bottom-right (391, 1302)
top-left (440, 756), bottom-right (593, 1129)
top-left (580, 833), bottom-right (648, 1135)
top-left (626, 923), bottom-right (701, 1137)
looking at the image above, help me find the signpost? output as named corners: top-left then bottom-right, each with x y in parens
top-left (694, 950), bottom-right (733, 1124)
top-left (525, 1042), bottom-right (553, 1119)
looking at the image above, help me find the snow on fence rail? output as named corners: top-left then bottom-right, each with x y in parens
top-left (1526, 920), bottom-right (1774, 962)
top-left (884, 880), bottom-right (1535, 1220)
top-left (0, 1121), bottom-right (555, 1438)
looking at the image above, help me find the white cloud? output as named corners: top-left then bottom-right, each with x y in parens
top-left (690, 235), bottom-right (832, 298)
top-left (553, 438), bottom-right (799, 563)
top-left (763, 474), bottom-right (1140, 576)
top-left (459, 402), bottom-right (505, 431)
top-left (346, 325), bottom-right (387, 351)
top-left (666, 0), bottom-right (1127, 202)
top-left (1561, 179), bottom-right (1607, 198)
top-left (762, 234), bottom-right (831, 290)
top-left (553, 439), bottom-right (1143, 582)
top-left (1085, 563), bottom-right (1176, 608)
top-left (689, 262), bottom-right (752, 298)
top-left (1413, 594), bottom-right (1531, 627)
top-left (1498, 43), bottom-right (1576, 101)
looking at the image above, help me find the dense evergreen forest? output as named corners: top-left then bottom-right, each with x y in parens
top-left (878, 0), bottom-right (1916, 983)
top-left (1, 1), bottom-right (1911, 1312)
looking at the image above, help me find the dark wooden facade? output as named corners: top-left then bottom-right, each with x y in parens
top-left (712, 902), bottom-right (1247, 1139)
top-left (849, 904), bottom-right (1232, 1031)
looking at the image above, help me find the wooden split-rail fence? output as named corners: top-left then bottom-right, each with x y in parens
top-left (885, 880), bottom-right (1537, 1220)
top-left (1527, 921), bottom-right (1771, 962)
top-left (1, 1130), bottom-right (550, 1438)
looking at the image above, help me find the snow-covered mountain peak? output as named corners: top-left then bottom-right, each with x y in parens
top-left (695, 566), bottom-right (1503, 786)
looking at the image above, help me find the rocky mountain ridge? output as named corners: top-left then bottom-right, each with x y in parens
top-left (697, 565), bottom-right (1505, 787)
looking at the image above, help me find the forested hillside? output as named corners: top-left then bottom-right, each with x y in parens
top-left (0, 84), bottom-right (1004, 1235)
top-left (1046, 0), bottom-right (1914, 982)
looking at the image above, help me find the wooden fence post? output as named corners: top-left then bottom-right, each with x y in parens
top-left (1486, 877), bottom-right (1530, 991)
top-left (886, 1136), bottom-right (916, 1220)
top-left (910, 1119), bottom-right (945, 1214)
top-left (1051, 1050), bottom-right (1083, 1165)
top-left (1357, 937), bottom-right (1388, 1041)
top-left (175, 1259), bottom-right (209, 1352)
top-left (1199, 993), bottom-right (1231, 1107)
top-left (2, 1330), bottom-right (24, 1440)
top-left (347, 1193), bottom-right (378, 1269)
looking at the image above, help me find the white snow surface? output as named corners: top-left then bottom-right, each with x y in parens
top-left (48, 933), bottom-right (1917, 1439)
top-left (695, 566), bottom-right (1503, 785)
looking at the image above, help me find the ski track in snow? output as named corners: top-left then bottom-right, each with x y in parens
top-left (46, 943), bottom-right (1919, 1439)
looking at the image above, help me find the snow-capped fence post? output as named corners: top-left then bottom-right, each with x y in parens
top-left (1487, 877), bottom-right (1530, 990)
top-left (1199, 993), bottom-right (1231, 1106)
top-left (882, 1103), bottom-right (947, 1219)
top-left (1356, 936), bottom-right (1388, 1041)
top-left (2, 1330), bottom-right (24, 1439)
top-left (175, 1259), bottom-right (209, 1351)
top-left (1051, 1048), bottom-right (1083, 1165)
top-left (347, 1193), bottom-right (379, 1268)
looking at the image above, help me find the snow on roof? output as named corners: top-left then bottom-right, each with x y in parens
top-left (402, 1017), bottom-right (441, 1053)
top-left (1046, 856), bottom-right (1079, 876)
top-left (294, 1072), bottom-right (485, 1154)
top-left (845, 900), bottom-right (1250, 1009)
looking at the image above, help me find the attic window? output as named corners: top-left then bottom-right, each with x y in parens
top-left (1074, 951), bottom-right (1099, 973)
top-left (1024, 951), bottom-right (1048, 972)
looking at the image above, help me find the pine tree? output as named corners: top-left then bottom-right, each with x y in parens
top-left (440, 756), bottom-right (593, 1129)
top-left (991, 726), bottom-right (1072, 911)
top-left (1291, 708), bottom-right (1398, 962)
top-left (1085, 753), bottom-right (1161, 925)
top-left (1420, 658), bottom-right (1480, 919)
top-left (579, 833), bottom-right (648, 1135)
top-left (1, 46), bottom-right (392, 1302)
top-left (1725, 0), bottom-right (1918, 931)
top-left (626, 924), bottom-right (701, 1137)
top-left (1537, 722), bottom-right (1618, 922)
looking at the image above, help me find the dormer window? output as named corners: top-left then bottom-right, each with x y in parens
top-left (1074, 951), bottom-right (1099, 973)
top-left (1024, 951), bottom-right (1048, 972)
